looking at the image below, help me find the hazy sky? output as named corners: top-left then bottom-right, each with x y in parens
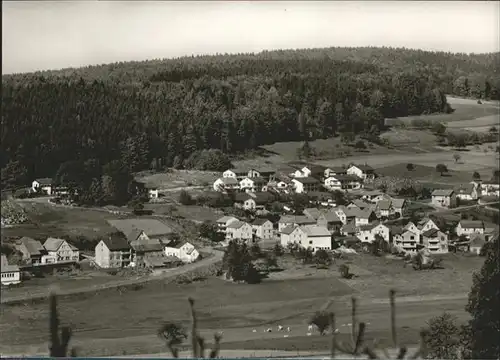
top-left (2, 1), bottom-right (499, 74)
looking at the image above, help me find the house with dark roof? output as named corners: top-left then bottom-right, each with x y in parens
top-left (278, 215), bottom-right (316, 231)
top-left (235, 192), bottom-right (274, 211)
top-left (251, 218), bottom-right (274, 240)
top-left (347, 164), bottom-right (375, 180)
top-left (1, 254), bottom-right (21, 286)
top-left (376, 199), bottom-right (393, 217)
top-left (107, 219), bottom-right (174, 243)
top-left (213, 177), bottom-right (240, 192)
top-left (226, 220), bottom-right (253, 242)
top-left (324, 166), bottom-right (348, 178)
top-left (32, 178), bottom-right (54, 195)
top-left (480, 177), bottom-right (500, 197)
top-left (16, 237), bottom-right (47, 265)
top-left (454, 183), bottom-right (479, 201)
top-left (222, 168), bottom-right (251, 179)
top-left (431, 189), bottom-right (456, 208)
top-left (319, 211), bottom-right (343, 232)
top-left (43, 238), bottom-right (79, 264)
top-left (291, 177), bottom-right (321, 193)
top-left (421, 229), bottom-right (448, 254)
top-left (164, 241), bottom-right (200, 263)
top-left (301, 164), bottom-right (327, 179)
top-left (341, 221), bottom-right (357, 236)
top-left (95, 235), bottom-right (132, 268)
top-left (216, 216), bottom-right (239, 233)
top-left (469, 234), bottom-right (487, 255)
top-left (240, 176), bottom-right (267, 193)
top-left (361, 190), bottom-right (385, 203)
top-left (279, 225), bottom-right (306, 247)
top-left (456, 220), bottom-right (484, 238)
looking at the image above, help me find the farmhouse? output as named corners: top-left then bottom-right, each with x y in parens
top-left (361, 190), bottom-right (386, 203)
top-left (146, 185), bottom-right (159, 199)
top-left (280, 225), bottom-right (307, 247)
top-left (319, 211), bottom-right (343, 232)
top-left (418, 218), bottom-right (440, 233)
top-left (431, 189), bottom-right (456, 208)
top-left (216, 216), bottom-right (239, 233)
top-left (324, 176), bottom-right (343, 191)
top-left (347, 199), bottom-right (372, 211)
top-left (404, 221), bottom-right (421, 238)
top-left (1, 255), bottom-right (21, 286)
top-left (251, 218), bottom-right (274, 240)
top-left (456, 220), bottom-right (484, 237)
top-left (107, 219), bottom-right (174, 243)
top-left (391, 198), bottom-right (407, 217)
top-left (213, 177), bottom-right (240, 192)
top-left (303, 208), bottom-right (322, 220)
top-left (239, 177), bottom-right (267, 193)
top-left (278, 215), bottom-right (316, 231)
top-left (43, 238), bottom-right (79, 263)
top-left (164, 241), bottom-right (199, 263)
top-left (350, 208), bottom-right (377, 227)
top-left (16, 237), bottom-right (47, 265)
top-left (347, 164), bottom-right (375, 181)
top-left (396, 230), bottom-right (419, 252)
top-left (32, 178), bottom-right (53, 195)
top-left (128, 234), bottom-right (165, 268)
top-left (302, 225), bottom-right (332, 251)
top-left (376, 199), bottom-right (393, 218)
top-left (226, 220), bottom-right (253, 242)
top-left (356, 223), bottom-right (390, 243)
top-left (324, 166), bottom-right (348, 178)
top-left (421, 229), bottom-right (448, 254)
top-left (332, 207), bottom-right (348, 224)
top-left (334, 174), bottom-right (363, 191)
top-left (301, 164), bottom-right (327, 179)
top-left (454, 184), bottom-right (478, 201)
top-left (223, 169), bottom-right (249, 179)
top-left (341, 221), bottom-right (357, 236)
top-left (95, 235), bottom-right (132, 269)
top-left (291, 177), bottom-right (321, 193)
top-left (480, 178), bottom-right (500, 197)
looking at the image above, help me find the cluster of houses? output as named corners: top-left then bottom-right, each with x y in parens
top-left (431, 178), bottom-right (500, 208)
top-left (1, 236), bottom-right (81, 285)
top-left (213, 163), bottom-right (375, 195)
top-left (95, 219), bottom-right (199, 269)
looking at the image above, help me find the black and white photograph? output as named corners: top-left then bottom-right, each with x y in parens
top-left (1, 1), bottom-right (499, 358)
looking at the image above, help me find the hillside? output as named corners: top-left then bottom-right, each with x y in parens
top-left (1, 46), bottom-right (499, 197)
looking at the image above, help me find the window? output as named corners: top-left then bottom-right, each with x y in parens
top-left (365, 237), bottom-right (368, 240)
top-left (309, 240), bottom-right (313, 245)
top-left (410, 236), bottom-right (414, 240)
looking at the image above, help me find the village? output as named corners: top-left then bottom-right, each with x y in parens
top-left (2, 160), bottom-right (498, 288)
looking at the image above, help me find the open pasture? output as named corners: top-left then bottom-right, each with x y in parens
top-left (135, 169), bottom-right (219, 190)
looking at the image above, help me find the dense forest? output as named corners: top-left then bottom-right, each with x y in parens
top-left (2, 46), bottom-right (499, 203)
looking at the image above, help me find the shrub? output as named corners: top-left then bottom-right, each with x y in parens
top-left (436, 163), bottom-right (448, 176)
top-left (339, 264), bottom-right (351, 279)
top-left (178, 190), bottom-right (194, 205)
top-left (273, 242), bottom-right (285, 257)
top-left (406, 163), bottom-right (415, 171)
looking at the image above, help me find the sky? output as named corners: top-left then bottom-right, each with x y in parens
top-left (2, 1), bottom-right (499, 74)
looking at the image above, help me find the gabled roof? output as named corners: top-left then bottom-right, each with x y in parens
top-left (363, 190), bottom-right (384, 197)
top-left (34, 177), bottom-right (53, 186)
top-left (241, 176), bottom-right (266, 184)
top-left (350, 164), bottom-right (374, 172)
top-left (347, 208), bottom-right (374, 219)
top-left (280, 224), bottom-right (299, 235)
top-left (391, 198), bottom-right (406, 209)
top-left (102, 236), bottom-right (130, 251)
top-left (225, 168), bottom-right (248, 175)
top-left (334, 174), bottom-right (361, 182)
top-left (19, 237), bottom-right (45, 256)
top-left (293, 177), bottom-right (320, 184)
top-left (227, 220), bottom-right (248, 229)
top-left (377, 199), bottom-right (392, 211)
top-left (216, 216), bottom-right (238, 224)
top-left (1, 254), bottom-right (20, 273)
top-left (432, 189), bottom-right (454, 196)
top-left (322, 210), bottom-right (342, 223)
top-left (234, 192), bottom-right (253, 202)
top-left (43, 237), bottom-right (78, 251)
top-left (325, 166), bottom-right (347, 174)
top-left (252, 218), bottom-right (272, 226)
top-left (404, 222), bottom-right (417, 230)
top-left (302, 225), bottom-right (330, 237)
top-left (390, 226), bottom-right (404, 235)
top-left (302, 164), bottom-right (327, 175)
top-left (459, 220), bottom-right (484, 229)
top-left (351, 199), bottom-right (371, 209)
top-left (422, 228), bottom-right (440, 238)
top-left (358, 223), bottom-right (378, 231)
top-left (402, 229), bottom-right (418, 237)
top-left (107, 219), bottom-right (173, 238)
top-left (303, 208), bottom-right (322, 220)
top-left (129, 238), bottom-right (164, 252)
top-left (469, 234), bottom-right (486, 247)
top-left (253, 192), bottom-right (274, 204)
top-left (218, 177), bottom-right (239, 185)
top-left (455, 184), bottom-right (475, 194)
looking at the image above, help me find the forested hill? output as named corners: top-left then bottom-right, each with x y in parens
top-left (2, 46), bottom-right (499, 192)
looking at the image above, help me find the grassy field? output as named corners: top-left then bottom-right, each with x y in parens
top-left (0, 251), bottom-right (484, 356)
top-left (136, 169), bottom-right (219, 189)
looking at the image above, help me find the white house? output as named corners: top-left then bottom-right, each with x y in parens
top-left (469, 234), bottom-right (487, 255)
top-left (421, 229), bottom-right (448, 254)
top-left (376, 200), bottom-right (393, 218)
top-left (278, 215), bottom-right (316, 232)
top-left (480, 178), bottom-right (500, 197)
top-left (216, 216), bottom-right (239, 233)
top-left (95, 236), bottom-right (133, 269)
top-left (302, 225), bottom-right (332, 251)
top-left (455, 184), bottom-right (479, 201)
top-left (241, 177), bottom-right (267, 193)
top-left (391, 198), bottom-right (407, 217)
top-left (213, 177), bottom-right (240, 192)
top-left (332, 207), bottom-right (347, 224)
top-left (356, 223), bottom-right (390, 243)
top-left (352, 208), bottom-right (376, 227)
top-left (324, 166), bottom-right (347, 178)
top-left (347, 164), bottom-right (375, 181)
top-left (291, 177), bottom-right (321, 193)
top-left (43, 238), bottom-right (80, 263)
top-left (395, 230), bottom-right (419, 252)
top-left (280, 225), bottom-right (307, 247)
top-left (301, 165), bottom-right (327, 179)
top-left (418, 218), bottom-right (440, 233)
top-left (164, 241), bottom-right (200, 263)
top-left (226, 220), bottom-right (253, 242)
top-left (252, 218), bottom-right (274, 240)
top-left (147, 187), bottom-right (159, 199)
top-left (1, 254), bottom-right (21, 285)
top-left (403, 222), bottom-right (421, 238)
top-left (455, 220), bottom-right (484, 237)
top-left (362, 190), bottom-right (386, 203)
top-left (32, 178), bottom-right (53, 195)
top-left (431, 189), bottom-right (456, 208)
top-left (324, 176), bottom-right (343, 191)
top-left (223, 169), bottom-right (248, 179)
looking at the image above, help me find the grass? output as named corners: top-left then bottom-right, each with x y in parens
top-left (136, 169), bottom-right (219, 190)
top-left (379, 129), bottom-right (438, 148)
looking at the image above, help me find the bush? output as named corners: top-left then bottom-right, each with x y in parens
top-left (178, 190), bottom-right (194, 205)
top-left (273, 242), bottom-right (285, 257)
top-left (339, 264), bottom-right (351, 279)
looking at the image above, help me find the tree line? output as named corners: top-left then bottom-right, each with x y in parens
top-left (2, 47), bottom-right (498, 199)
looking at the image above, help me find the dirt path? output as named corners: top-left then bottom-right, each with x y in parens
top-left (1, 247), bottom-right (223, 305)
